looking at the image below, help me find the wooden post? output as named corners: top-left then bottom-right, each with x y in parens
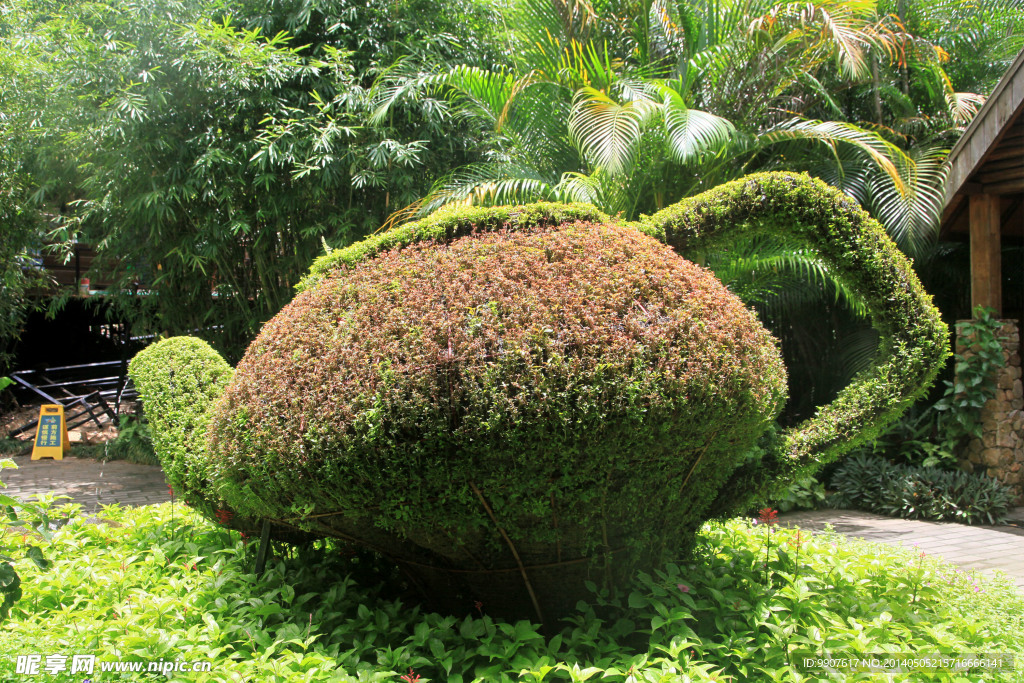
top-left (255, 520), bottom-right (272, 575)
top-left (970, 193), bottom-right (1002, 315)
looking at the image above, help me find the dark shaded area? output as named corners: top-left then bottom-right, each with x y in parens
top-left (13, 298), bottom-right (143, 372)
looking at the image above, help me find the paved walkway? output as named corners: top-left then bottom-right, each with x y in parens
top-left (1, 453), bottom-right (171, 513)
top-left (1, 452), bottom-right (1022, 591)
top-left (780, 508), bottom-right (1024, 592)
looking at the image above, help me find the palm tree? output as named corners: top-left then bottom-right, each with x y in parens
top-left (376, 0), bottom-right (974, 250)
top-left (368, 0), bottom-right (992, 418)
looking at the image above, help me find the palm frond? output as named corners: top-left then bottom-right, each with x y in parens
top-left (760, 118), bottom-right (911, 195)
top-left (569, 86), bottom-right (656, 175)
top-left (418, 162), bottom-right (556, 215)
top-left (508, 0), bottom-right (601, 75)
top-left (837, 326), bottom-right (881, 383)
top-left (431, 65), bottom-right (520, 129)
top-left (367, 57), bottom-right (434, 126)
top-left (554, 169), bottom-right (630, 215)
top-left (708, 235), bottom-right (870, 318)
top-left (803, 145), bottom-right (872, 204)
top-left (864, 143), bottom-right (948, 257)
top-left (945, 91), bottom-right (985, 127)
top-left (650, 80), bottom-right (736, 164)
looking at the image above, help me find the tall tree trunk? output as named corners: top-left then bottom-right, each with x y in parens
top-left (871, 56), bottom-right (884, 125)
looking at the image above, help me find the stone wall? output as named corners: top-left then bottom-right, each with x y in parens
top-left (958, 319), bottom-right (1024, 505)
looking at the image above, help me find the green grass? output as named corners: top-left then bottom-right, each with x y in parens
top-left (0, 501), bottom-right (1020, 682)
top-left (0, 439), bottom-right (30, 457)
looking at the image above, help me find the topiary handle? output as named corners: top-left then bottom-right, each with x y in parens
top-left (639, 172), bottom-right (949, 511)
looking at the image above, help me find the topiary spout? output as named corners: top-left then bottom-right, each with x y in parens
top-left (128, 336), bottom-right (234, 519)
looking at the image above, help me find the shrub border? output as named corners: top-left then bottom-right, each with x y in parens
top-left (299, 202), bottom-right (610, 292)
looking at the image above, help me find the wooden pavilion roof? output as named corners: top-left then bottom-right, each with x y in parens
top-left (940, 48), bottom-right (1024, 241)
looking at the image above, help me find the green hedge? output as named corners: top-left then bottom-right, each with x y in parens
top-left (639, 172), bottom-right (950, 514)
top-left (299, 202), bottom-right (609, 292)
top-left (130, 172), bottom-right (948, 623)
top-left (127, 337), bottom-right (234, 521)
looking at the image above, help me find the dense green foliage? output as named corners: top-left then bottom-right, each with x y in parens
top-left (373, 0), bottom-right (1021, 245)
top-left (127, 337), bottom-right (235, 520)
top-left (0, 461), bottom-right (53, 622)
top-left (129, 171), bottom-right (947, 620)
top-left (209, 217), bottom-right (786, 619)
top-left (0, 0), bottom-right (501, 359)
top-left (0, 502), bottom-right (1021, 681)
top-left (0, 176), bottom-right (46, 376)
top-left (831, 453), bottom-right (1015, 524)
top-left (639, 172), bottom-right (949, 511)
top-left (0, 441), bottom-right (30, 458)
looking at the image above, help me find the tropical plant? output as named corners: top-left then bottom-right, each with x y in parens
top-left (885, 0), bottom-right (1024, 101)
top-left (0, 0), bottom-right (502, 360)
top-left (0, 460), bottom-right (54, 622)
top-left (933, 307), bottom-right (1009, 457)
top-left (830, 452), bottom-right (1015, 524)
top-left (369, 0), bottom-right (978, 247)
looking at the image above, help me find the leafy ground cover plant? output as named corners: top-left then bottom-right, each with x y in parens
top-left (0, 460), bottom-right (55, 621)
top-left (830, 454), bottom-right (1015, 524)
top-left (74, 415), bottom-right (159, 466)
top-left (0, 501), bottom-right (1019, 682)
top-left (765, 473), bottom-right (828, 513)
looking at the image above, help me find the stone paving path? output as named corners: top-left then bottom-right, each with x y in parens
top-left (2, 452), bottom-right (1022, 592)
top-left (779, 508), bottom-right (1024, 592)
top-left (1, 453), bottom-right (171, 513)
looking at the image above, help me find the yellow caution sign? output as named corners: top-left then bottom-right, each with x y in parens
top-left (31, 404), bottom-right (69, 460)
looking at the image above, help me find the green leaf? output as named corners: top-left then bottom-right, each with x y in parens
top-left (0, 562), bottom-right (17, 587)
top-left (569, 87), bottom-right (654, 175)
top-left (25, 546), bottom-right (49, 570)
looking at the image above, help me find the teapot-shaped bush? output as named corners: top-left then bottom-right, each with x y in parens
top-left (130, 172), bottom-right (948, 624)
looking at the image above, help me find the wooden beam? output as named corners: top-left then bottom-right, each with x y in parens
top-left (970, 193), bottom-right (1002, 315)
top-left (978, 155), bottom-right (1024, 173)
top-left (987, 144), bottom-right (1024, 162)
top-left (982, 178), bottom-right (1024, 195)
top-left (976, 166), bottom-right (1024, 184)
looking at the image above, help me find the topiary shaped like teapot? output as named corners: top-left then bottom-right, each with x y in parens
top-left (130, 173), bottom-right (948, 624)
